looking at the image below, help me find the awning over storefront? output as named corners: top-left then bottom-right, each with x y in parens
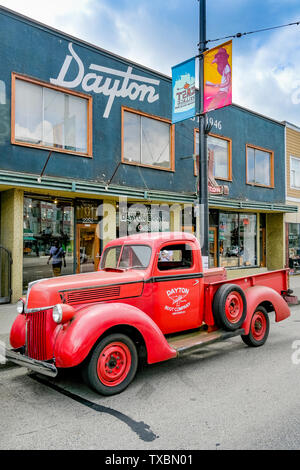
top-left (209, 195), bottom-right (298, 213)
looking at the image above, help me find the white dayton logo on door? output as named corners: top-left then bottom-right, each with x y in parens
top-left (50, 43), bottom-right (160, 118)
top-left (165, 287), bottom-right (190, 315)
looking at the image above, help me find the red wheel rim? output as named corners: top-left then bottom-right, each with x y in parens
top-left (225, 292), bottom-right (243, 323)
top-left (97, 342), bottom-right (132, 387)
top-left (251, 311), bottom-right (267, 341)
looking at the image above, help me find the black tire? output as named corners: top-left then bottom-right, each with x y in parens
top-left (212, 283), bottom-right (247, 331)
top-left (83, 333), bottom-right (138, 396)
top-left (241, 306), bottom-right (269, 347)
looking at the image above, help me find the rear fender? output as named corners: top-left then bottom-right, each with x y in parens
top-left (54, 302), bottom-right (177, 368)
top-left (242, 286), bottom-right (290, 335)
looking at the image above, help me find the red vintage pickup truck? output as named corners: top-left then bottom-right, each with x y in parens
top-left (7, 232), bottom-right (294, 395)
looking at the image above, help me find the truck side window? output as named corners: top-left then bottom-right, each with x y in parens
top-left (158, 244), bottom-right (193, 271)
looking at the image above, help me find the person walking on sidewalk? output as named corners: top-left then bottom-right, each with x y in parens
top-left (47, 240), bottom-right (66, 277)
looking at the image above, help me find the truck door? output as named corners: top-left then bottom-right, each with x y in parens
top-left (151, 241), bottom-right (204, 334)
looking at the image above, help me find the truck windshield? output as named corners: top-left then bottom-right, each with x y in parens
top-left (100, 245), bottom-right (152, 270)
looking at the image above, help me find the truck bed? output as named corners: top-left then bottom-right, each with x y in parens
top-left (203, 268), bottom-right (290, 326)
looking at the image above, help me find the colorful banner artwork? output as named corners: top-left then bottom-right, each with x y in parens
top-left (172, 57), bottom-right (196, 123)
top-left (204, 40), bottom-right (232, 113)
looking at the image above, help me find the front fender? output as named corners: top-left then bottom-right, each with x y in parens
top-left (242, 286), bottom-right (290, 335)
top-left (10, 314), bottom-right (26, 349)
top-left (54, 302), bottom-right (177, 368)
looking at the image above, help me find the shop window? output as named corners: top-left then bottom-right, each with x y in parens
top-left (23, 197), bottom-right (74, 290)
top-left (194, 130), bottom-right (232, 180)
top-left (246, 145), bottom-right (274, 187)
top-left (219, 212), bottom-right (257, 268)
top-left (122, 107), bottom-right (174, 171)
top-left (288, 223), bottom-right (300, 273)
top-left (12, 73), bottom-right (92, 157)
top-left (158, 244), bottom-right (193, 271)
top-left (117, 203), bottom-right (170, 237)
top-left (290, 156), bottom-right (300, 189)
top-left (259, 213), bottom-right (266, 267)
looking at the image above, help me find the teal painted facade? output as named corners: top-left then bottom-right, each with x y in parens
top-left (0, 7), bottom-right (286, 205)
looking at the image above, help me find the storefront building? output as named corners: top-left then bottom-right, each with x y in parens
top-left (194, 105), bottom-right (297, 278)
top-left (284, 121), bottom-right (300, 274)
top-left (0, 7), bottom-right (296, 301)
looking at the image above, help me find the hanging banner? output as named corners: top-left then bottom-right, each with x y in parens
top-left (204, 40), bottom-right (232, 113)
top-left (172, 57), bottom-right (196, 123)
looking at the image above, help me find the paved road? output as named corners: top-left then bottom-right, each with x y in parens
top-left (1, 306), bottom-right (300, 450)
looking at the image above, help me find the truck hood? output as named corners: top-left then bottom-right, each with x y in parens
top-left (25, 270), bottom-right (146, 311)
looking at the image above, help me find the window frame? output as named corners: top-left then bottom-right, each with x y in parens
top-left (121, 106), bottom-right (175, 172)
top-left (194, 129), bottom-right (232, 181)
top-left (156, 242), bottom-right (195, 272)
top-left (246, 143), bottom-right (274, 188)
top-left (290, 156), bottom-right (300, 190)
top-left (11, 72), bottom-right (93, 158)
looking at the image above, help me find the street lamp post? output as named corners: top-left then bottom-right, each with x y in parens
top-left (198, 0), bottom-right (209, 268)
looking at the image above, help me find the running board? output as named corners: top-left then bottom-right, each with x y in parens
top-left (167, 328), bottom-right (245, 357)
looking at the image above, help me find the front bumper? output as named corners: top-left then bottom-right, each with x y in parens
top-left (4, 347), bottom-right (57, 378)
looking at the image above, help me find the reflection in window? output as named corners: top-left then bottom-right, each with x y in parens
top-left (123, 110), bottom-right (172, 169)
top-left (219, 212), bottom-right (257, 268)
top-left (23, 197), bottom-right (74, 290)
top-left (158, 244), bottom-right (193, 271)
top-left (195, 132), bottom-right (230, 179)
top-left (219, 213), bottom-right (239, 268)
top-left (288, 223), bottom-right (300, 273)
top-left (290, 157), bottom-right (300, 189)
top-left (15, 77), bottom-right (88, 154)
top-left (247, 146), bottom-right (272, 186)
top-left (208, 135), bottom-right (230, 179)
top-left (101, 245), bottom-right (152, 270)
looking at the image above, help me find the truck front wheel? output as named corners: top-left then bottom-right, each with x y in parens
top-left (83, 333), bottom-right (138, 395)
top-left (241, 306), bottom-right (270, 347)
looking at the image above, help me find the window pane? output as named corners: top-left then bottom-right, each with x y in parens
top-left (208, 135), bottom-right (229, 179)
top-left (101, 246), bottom-right (122, 269)
top-left (23, 197), bottom-right (74, 291)
top-left (141, 116), bottom-right (170, 168)
top-left (43, 89), bottom-right (88, 153)
top-left (67, 95), bottom-right (87, 153)
top-left (291, 158), bottom-right (300, 188)
top-left (43, 87), bottom-right (65, 148)
top-left (247, 147), bottom-right (255, 183)
top-left (195, 131), bottom-right (199, 155)
top-left (15, 79), bottom-right (43, 144)
top-left (15, 79), bottom-right (88, 153)
top-left (123, 111), bottom-right (141, 163)
top-left (219, 213), bottom-right (239, 267)
top-left (255, 149), bottom-right (270, 186)
top-left (239, 214), bottom-right (257, 266)
top-left (120, 245), bottom-right (152, 268)
top-left (158, 244), bottom-right (193, 271)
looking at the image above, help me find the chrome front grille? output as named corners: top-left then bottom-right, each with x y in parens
top-left (26, 311), bottom-right (48, 360)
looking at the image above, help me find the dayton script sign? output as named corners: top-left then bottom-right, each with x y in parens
top-left (50, 43), bottom-right (160, 118)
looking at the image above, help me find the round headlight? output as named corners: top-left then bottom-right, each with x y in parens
top-left (53, 304), bottom-right (63, 323)
top-left (16, 299), bottom-right (24, 314)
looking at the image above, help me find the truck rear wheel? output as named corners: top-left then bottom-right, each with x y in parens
top-left (83, 333), bottom-right (138, 395)
top-left (241, 306), bottom-right (269, 347)
top-left (213, 283), bottom-right (247, 331)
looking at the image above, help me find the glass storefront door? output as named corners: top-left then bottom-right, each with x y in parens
top-left (76, 224), bottom-right (100, 273)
